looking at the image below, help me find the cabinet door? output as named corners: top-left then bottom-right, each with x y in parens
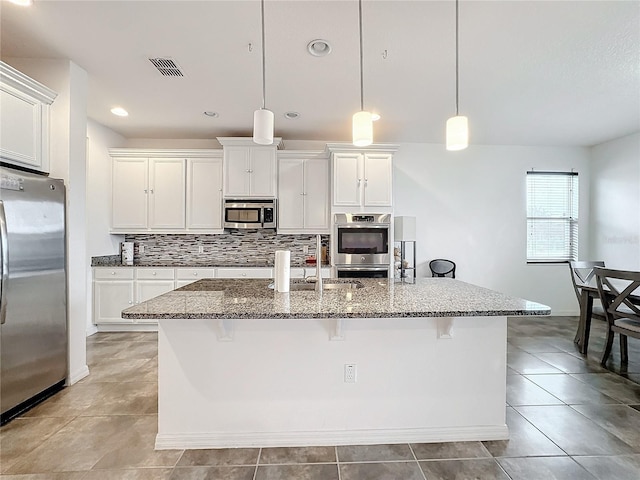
top-left (149, 158), bottom-right (186, 229)
top-left (363, 153), bottom-right (393, 206)
top-left (333, 153), bottom-right (362, 206)
top-left (94, 281), bottom-right (135, 324)
top-left (277, 158), bottom-right (305, 230)
top-left (0, 86), bottom-right (44, 170)
top-left (303, 158), bottom-right (330, 230)
top-left (187, 158), bottom-right (223, 230)
top-left (250, 147), bottom-right (277, 197)
top-left (112, 158), bottom-right (149, 230)
top-left (135, 280), bottom-right (176, 324)
top-left (224, 146), bottom-right (251, 197)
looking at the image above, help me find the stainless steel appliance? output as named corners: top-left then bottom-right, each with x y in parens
top-left (1, 166), bottom-right (67, 425)
top-left (224, 199), bottom-right (276, 229)
top-left (334, 213), bottom-right (391, 278)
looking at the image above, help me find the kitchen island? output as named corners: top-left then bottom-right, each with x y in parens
top-left (122, 278), bottom-right (550, 450)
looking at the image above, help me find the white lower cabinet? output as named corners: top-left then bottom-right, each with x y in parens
top-left (176, 268), bottom-right (216, 288)
top-left (216, 268), bottom-right (273, 279)
top-left (93, 267), bottom-right (176, 327)
top-left (93, 269), bottom-right (135, 324)
top-left (290, 267), bottom-right (332, 279)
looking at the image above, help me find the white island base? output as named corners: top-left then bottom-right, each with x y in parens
top-left (155, 315), bottom-right (508, 450)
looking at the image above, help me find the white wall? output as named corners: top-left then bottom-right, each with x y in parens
top-left (393, 143), bottom-right (592, 314)
top-left (589, 132), bottom-right (640, 270)
top-left (86, 120), bottom-right (126, 334)
top-left (5, 58), bottom-right (90, 384)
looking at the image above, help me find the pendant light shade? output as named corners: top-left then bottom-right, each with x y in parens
top-left (253, 0), bottom-right (274, 145)
top-left (253, 108), bottom-right (274, 145)
top-left (352, 0), bottom-right (373, 147)
top-left (446, 0), bottom-right (469, 151)
top-left (446, 115), bottom-right (468, 151)
top-left (353, 110), bottom-right (373, 147)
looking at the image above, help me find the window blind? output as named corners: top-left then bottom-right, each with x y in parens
top-left (526, 171), bottom-right (578, 262)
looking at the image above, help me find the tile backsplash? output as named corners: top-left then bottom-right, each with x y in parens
top-left (124, 231), bottom-right (329, 266)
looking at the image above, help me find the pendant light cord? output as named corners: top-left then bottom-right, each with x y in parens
top-left (455, 0), bottom-right (459, 116)
top-left (260, 0), bottom-right (266, 110)
top-left (358, 0), bottom-right (364, 112)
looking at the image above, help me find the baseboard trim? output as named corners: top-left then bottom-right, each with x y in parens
top-left (96, 324), bottom-right (158, 332)
top-left (86, 325), bottom-right (98, 337)
top-left (155, 425), bottom-right (509, 450)
top-left (67, 365), bottom-right (90, 385)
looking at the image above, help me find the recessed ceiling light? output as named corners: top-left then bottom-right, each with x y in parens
top-left (9, 0), bottom-right (33, 6)
top-left (284, 112), bottom-right (300, 120)
top-left (203, 111), bottom-right (219, 118)
top-left (307, 39), bottom-right (332, 57)
top-left (110, 107), bottom-right (129, 117)
top-left (372, 113), bottom-right (381, 121)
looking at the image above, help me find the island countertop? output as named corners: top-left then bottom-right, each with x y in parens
top-left (121, 278), bottom-right (550, 320)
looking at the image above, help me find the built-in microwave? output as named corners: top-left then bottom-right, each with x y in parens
top-left (224, 199), bottom-right (277, 229)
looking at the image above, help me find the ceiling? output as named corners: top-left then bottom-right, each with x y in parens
top-left (1, 0), bottom-right (639, 147)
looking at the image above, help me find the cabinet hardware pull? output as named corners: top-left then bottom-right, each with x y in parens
top-left (144, 189), bottom-right (148, 193)
top-left (150, 189), bottom-right (154, 194)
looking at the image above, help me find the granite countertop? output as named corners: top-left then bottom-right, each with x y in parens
top-left (121, 278), bottom-right (551, 320)
top-left (91, 255), bottom-right (326, 268)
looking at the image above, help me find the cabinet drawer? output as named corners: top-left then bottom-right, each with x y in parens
top-left (176, 268), bottom-right (215, 280)
top-left (94, 268), bottom-right (135, 280)
top-left (135, 268), bottom-right (176, 280)
top-left (216, 268), bottom-right (273, 279)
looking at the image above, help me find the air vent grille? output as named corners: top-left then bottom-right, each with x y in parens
top-left (149, 57), bottom-right (184, 77)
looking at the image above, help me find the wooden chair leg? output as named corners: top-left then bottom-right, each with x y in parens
top-left (620, 334), bottom-right (629, 364)
top-left (601, 329), bottom-right (615, 366)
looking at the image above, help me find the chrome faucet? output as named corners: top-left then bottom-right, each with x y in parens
top-left (315, 234), bottom-right (323, 293)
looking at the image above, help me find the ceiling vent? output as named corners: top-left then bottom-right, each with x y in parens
top-left (148, 57), bottom-right (184, 77)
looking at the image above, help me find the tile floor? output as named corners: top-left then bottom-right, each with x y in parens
top-left (2, 316), bottom-right (640, 479)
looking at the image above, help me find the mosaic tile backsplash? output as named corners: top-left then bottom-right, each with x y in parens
top-left (124, 232), bottom-right (330, 267)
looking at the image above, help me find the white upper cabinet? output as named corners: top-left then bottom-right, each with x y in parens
top-left (326, 144), bottom-right (399, 212)
top-left (0, 61), bottom-right (57, 173)
top-left (110, 149), bottom-right (222, 233)
top-left (218, 137), bottom-right (281, 198)
top-left (112, 157), bottom-right (149, 230)
top-left (148, 158), bottom-right (186, 229)
top-left (277, 151), bottom-right (329, 233)
top-left (187, 157), bottom-right (223, 231)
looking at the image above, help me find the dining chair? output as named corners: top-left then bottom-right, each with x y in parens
top-left (429, 259), bottom-right (456, 278)
top-left (594, 267), bottom-right (640, 366)
top-left (569, 260), bottom-right (609, 354)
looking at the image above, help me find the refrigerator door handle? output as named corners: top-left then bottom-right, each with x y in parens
top-left (0, 200), bottom-right (7, 325)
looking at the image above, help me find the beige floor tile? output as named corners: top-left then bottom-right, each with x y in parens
top-left (0, 416), bottom-right (74, 474)
top-left (5, 415), bottom-right (138, 474)
top-left (91, 415), bottom-right (181, 470)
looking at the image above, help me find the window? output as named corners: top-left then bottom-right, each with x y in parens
top-left (526, 171), bottom-right (578, 263)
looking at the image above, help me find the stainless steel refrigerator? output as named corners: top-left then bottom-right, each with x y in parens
top-left (0, 165), bottom-right (67, 424)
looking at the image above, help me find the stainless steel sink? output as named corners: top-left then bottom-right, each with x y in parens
top-left (274, 281), bottom-right (364, 291)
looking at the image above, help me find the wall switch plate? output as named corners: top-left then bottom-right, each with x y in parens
top-left (303, 245), bottom-right (309, 254)
top-left (198, 245), bottom-right (204, 254)
top-left (344, 364), bottom-right (357, 383)
top-left (139, 244), bottom-right (145, 254)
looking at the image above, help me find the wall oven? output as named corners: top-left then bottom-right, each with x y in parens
top-left (224, 199), bottom-right (276, 229)
top-left (334, 213), bottom-right (391, 277)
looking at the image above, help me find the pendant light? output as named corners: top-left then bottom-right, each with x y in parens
top-left (446, 0), bottom-right (469, 151)
top-left (253, 0), bottom-right (274, 145)
top-left (352, 0), bottom-right (373, 147)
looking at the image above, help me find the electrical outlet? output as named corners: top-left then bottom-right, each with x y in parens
top-left (198, 245), bottom-right (204, 254)
top-left (344, 364), bottom-right (357, 383)
top-left (303, 245), bottom-right (309, 254)
top-left (139, 244), bottom-right (145, 254)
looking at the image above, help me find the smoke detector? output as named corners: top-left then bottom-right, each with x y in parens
top-left (148, 57), bottom-right (184, 77)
